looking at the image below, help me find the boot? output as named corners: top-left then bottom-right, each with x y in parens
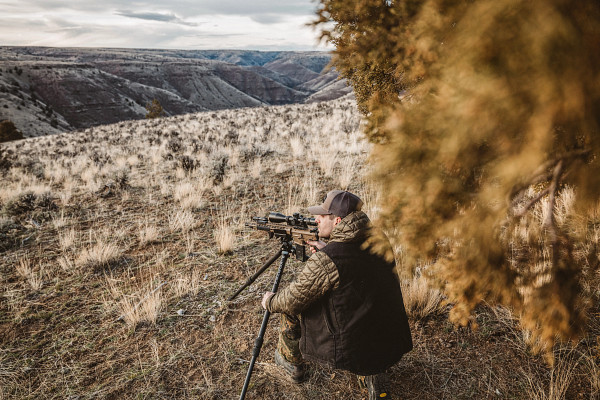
top-left (274, 350), bottom-right (307, 383)
top-left (358, 372), bottom-right (392, 399)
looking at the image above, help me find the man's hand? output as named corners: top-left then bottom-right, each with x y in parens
top-left (306, 240), bottom-right (326, 254)
top-left (262, 291), bottom-right (275, 310)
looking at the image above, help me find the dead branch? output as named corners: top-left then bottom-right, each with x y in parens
top-left (545, 160), bottom-right (564, 267)
top-left (508, 149), bottom-right (590, 206)
top-left (513, 186), bottom-right (551, 218)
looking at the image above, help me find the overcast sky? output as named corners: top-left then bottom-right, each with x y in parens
top-left (0, 0), bottom-right (331, 51)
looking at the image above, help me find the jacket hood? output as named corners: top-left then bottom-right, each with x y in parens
top-left (328, 211), bottom-right (371, 243)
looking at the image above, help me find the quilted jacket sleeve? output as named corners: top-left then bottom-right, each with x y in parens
top-left (267, 251), bottom-right (339, 316)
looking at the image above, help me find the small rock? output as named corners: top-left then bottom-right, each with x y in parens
top-left (177, 309), bottom-right (185, 316)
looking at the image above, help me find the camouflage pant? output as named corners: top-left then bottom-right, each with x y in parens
top-left (277, 313), bottom-right (303, 364)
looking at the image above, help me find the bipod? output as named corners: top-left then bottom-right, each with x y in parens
top-left (238, 238), bottom-right (294, 400)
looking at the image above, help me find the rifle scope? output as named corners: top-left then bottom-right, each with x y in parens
top-left (267, 212), bottom-right (317, 227)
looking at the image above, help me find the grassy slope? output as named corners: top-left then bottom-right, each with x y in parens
top-left (1, 100), bottom-right (599, 399)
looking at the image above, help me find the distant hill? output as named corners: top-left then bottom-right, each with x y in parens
top-left (0, 47), bottom-right (353, 137)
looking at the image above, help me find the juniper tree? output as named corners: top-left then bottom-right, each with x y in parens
top-left (317, 0), bottom-right (600, 359)
top-left (145, 98), bottom-right (165, 119)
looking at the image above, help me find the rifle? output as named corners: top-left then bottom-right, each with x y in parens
top-left (232, 212), bottom-right (318, 400)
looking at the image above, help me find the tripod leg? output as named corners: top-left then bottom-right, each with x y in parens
top-left (239, 248), bottom-right (290, 400)
top-left (228, 250), bottom-right (282, 301)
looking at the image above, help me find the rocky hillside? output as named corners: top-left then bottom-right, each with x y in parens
top-left (0, 47), bottom-right (352, 137)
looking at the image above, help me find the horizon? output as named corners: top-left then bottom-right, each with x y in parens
top-left (0, 45), bottom-right (332, 53)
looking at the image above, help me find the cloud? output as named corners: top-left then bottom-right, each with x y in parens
top-left (249, 14), bottom-right (286, 24)
top-left (115, 10), bottom-right (197, 26)
top-left (1, 0), bottom-right (329, 50)
top-left (20, 0), bottom-right (315, 17)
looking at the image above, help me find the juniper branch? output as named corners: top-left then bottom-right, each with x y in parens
top-left (512, 186), bottom-right (551, 218)
top-left (545, 160), bottom-right (564, 268)
top-left (509, 149), bottom-right (590, 207)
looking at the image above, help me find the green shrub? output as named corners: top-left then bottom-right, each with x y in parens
top-left (145, 99), bottom-right (165, 119)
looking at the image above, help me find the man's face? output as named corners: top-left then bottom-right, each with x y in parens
top-left (315, 214), bottom-right (339, 239)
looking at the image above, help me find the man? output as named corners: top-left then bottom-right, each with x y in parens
top-left (261, 190), bottom-right (413, 399)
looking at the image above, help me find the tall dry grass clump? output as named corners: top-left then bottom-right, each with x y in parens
top-left (336, 156), bottom-right (355, 190)
top-left (401, 273), bottom-right (445, 320)
top-left (168, 210), bottom-right (196, 233)
top-left (214, 212), bottom-right (235, 255)
top-left (171, 270), bottom-right (201, 299)
top-left (318, 0), bottom-right (600, 358)
top-left (173, 181), bottom-right (205, 210)
top-left (76, 239), bottom-right (122, 269)
top-left (316, 150), bottom-right (338, 177)
top-left (106, 277), bottom-right (164, 328)
top-left (16, 258), bottom-right (43, 290)
top-left (58, 228), bottom-right (76, 251)
top-left (250, 158), bottom-right (262, 179)
top-left (57, 256), bottom-right (75, 272)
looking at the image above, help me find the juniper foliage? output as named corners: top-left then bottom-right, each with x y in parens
top-left (317, 0), bottom-right (600, 358)
top-left (145, 99), bottom-right (165, 119)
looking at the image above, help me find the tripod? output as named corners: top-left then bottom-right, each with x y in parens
top-left (232, 238), bottom-right (295, 400)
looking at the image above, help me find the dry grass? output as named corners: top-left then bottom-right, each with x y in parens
top-left (214, 212), bottom-right (235, 255)
top-left (1, 99), bottom-right (596, 399)
top-left (525, 351), bottom-right (577, 400)
top-left (168, 210), bottom-right (196, 233)
top-left (337, 155), bottom-right (355, 190)
top-left (76, 239), bottom-right (122, 269)
top-left (290, 135), bottom-right (305, 158)
top-left (138, 223), bottom-right (160, 246)
top-left (2, 289), bottom-right (23, 313)
top-left (57, 255), bottom-right (76, 272)
top-left (316, 150), bottom-right (338, 177)
top-left (51, 210), bottom-right (69, 229)
top-left (401, 273), bottom-right (446, 319)
top-left (359, 180), bottom-right (382, 221)
top-left (15, 258), bottom-right (43, 290)
top-left (107, 277), bottom-right (164, 328)
top-left (283, 183), bottom-right (303, 216)
top-left (171, 270), bottom-right (201, 299)
top-left (58, 228), bottom-right (77, 251)
top-left (582, 350), bottom-right (600, 397)
top-left (58, 178), bottom-right (75, 204)
top-left (250, 157), bottom-right (262, 178)
top-left (302, 174), bottom-right (319, 206)
top-left (80, 164), bottom-right (101, 192)
top-left (0, 349), bottom-right (17, 394)
top-left (45, 163), bottom-right (70, 184)
top-left (174, 181), bottom-right (205, 210)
